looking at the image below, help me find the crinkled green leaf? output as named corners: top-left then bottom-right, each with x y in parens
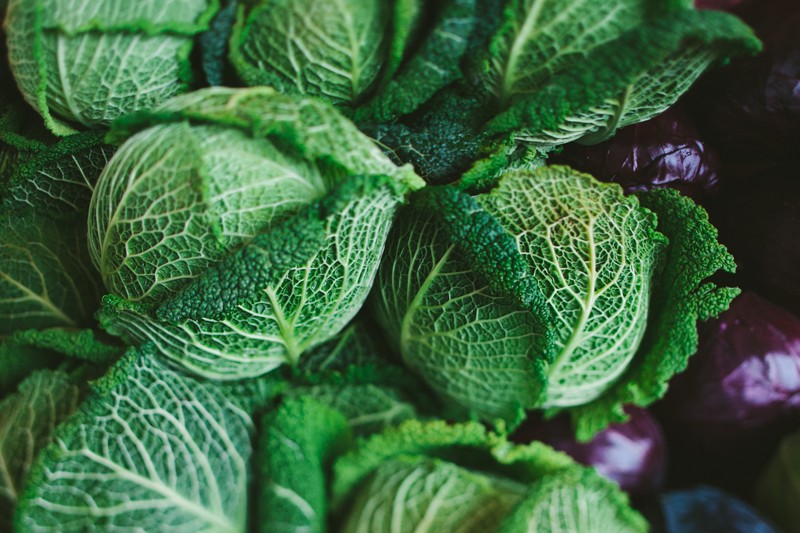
top-left (0, 209), bottom-right (101, 333)
top-left (290, 383), bottom-right (418, 436)
top-left (298, 321), bottom-right (384, 374)
top-left (2, 130), bottom-right (113, 216)
top-left (497, 467), bottom-right (648, 532)
top-left (341, 455), bottom-right (527, 533)
top-left (567, 188), bottom-right (738, 440)
top-left (477, 167), bottom-right (666, 408)
top-left (101, 175), bottom-right (405, 379)
top-left (379, 0), bottom-right (423, 86)
top-left (200, 0), bottom-right (238, 86)
top-left (5, 0), bottom-right (218, 133)
top-left (374, 193), bottom-right (549, 423)
top-left (484, 9), bottom-right (760, 147)
top-left (229, 0), bottom-right (389, 105)
top-left (16, 349), bottom-right (254, 532)
top-left (89, 121), bottom-right (328, 304)
top-left (106, 87), bottom-right (420, 187)
top-left (257, 396), bottom-right (352, 533)
top-left (484, 0), bottom-right (652, 106)
top-left (0, 339), bottom-right (59, 396)
top-left (353, 0), bottom-right (476, 123)
top-left (332, 419), bottom-right (645, 531)
top-left (0, 369), bottom-right (82, 531)
top-left (4, 327), bottom-right (123, 364)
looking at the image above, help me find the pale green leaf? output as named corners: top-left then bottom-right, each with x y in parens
top-left (478, 167), bottom-right (666, 408)
top-left (374, 207), bottom-right (546, 422)
top-left (16, 350), bottom-right (254, 532)
top-left (341, 456), bottom-right (527, 533)
top-left (0, 209), bottom-right (101, 333)
top-left (230, 0), bottom-right (389, 105)
top-left (485, 0), bottom-right (649, 105)
top-left (5, 0), bottom-right (218, 132)
top-left (101, 176), bottom-right (403, 379)
top-left (0, 370), bottom-right (82, 531)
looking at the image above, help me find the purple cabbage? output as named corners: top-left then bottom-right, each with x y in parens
top-left (512, 407), bottom-right (667, 495)
top-left (662, 291), bottom-right (800, 446)
top-left (551, 107), bottom-right (720, 202)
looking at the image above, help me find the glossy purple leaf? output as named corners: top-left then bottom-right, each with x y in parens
top-left (551, 107), bottom-right (720, 202)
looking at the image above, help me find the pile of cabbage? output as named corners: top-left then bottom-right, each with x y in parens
top-left (2, 0), bottom-right (793, 531)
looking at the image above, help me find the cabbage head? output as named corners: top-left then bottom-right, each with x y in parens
top-left (4, 0), bottom-right (219, 134)
top-left (90, 87), bottom-right (423, 379)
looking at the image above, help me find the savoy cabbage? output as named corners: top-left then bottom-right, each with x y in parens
top-left (0, 0), bottom-right (764, 530)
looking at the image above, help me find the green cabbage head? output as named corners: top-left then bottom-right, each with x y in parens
top-left (4, 0), bottom-right (219, 134)
top-left (90, 87), bottom-right (423, 379)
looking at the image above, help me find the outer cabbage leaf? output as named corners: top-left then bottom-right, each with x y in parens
top-left (4, 0), bottom-right (218, 134)
top-left (290, 382), bottom-right (418, 436)
top-left (101, 175), bottom-right (406, 379)
top-left (0, 209), bottom-right (101, 333)
top-left (229, 0), bottom-right (389, 105)
top-left (0, 369), bottom-right (82, 531)
top-left (567, 188), bottom-right (738, 440)
top-left (298, 321), bottom-right (384, 373)
top-left (2, 130), bottom-right (112, 216)
top-left (496, 467), bottom-right (648, 532)
top-left (373, 194), bottom-right (551, 423)
top-left (484, 9), bottom-right (760, 148)
top-left (257, 396), bottom-right (352, 533)
top-left (477, 167), bottom-right (666, 408)
top-left (483, 0), bottom-right (651, 105)
top-left (115, 87), bottom-right (419, 183)
top-left (15, 349), bottom-right (254, 532)
top-left (341, 455), bottom-right (527, 533)
top-left (0, 327), bottom-right (123, 399)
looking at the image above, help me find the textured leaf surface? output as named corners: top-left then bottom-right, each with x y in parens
top-left (291, 383), bottom-right (417, 436)
top-left (16, 350), bottom-right (254, 532)
top-left (230, 0), bottom-right (388, 105)
top-left (3, 131), bottom-right (113, 216)
top-left (332, 420), bottom-right (645, 530)
top-left (257, 396), bottom-right (351, 533)
top-left (341, 456), bottom-right (527, 533)
top-left (568, 189), bottom-right (738, 440)
top-left (102, 176), bottom-right (403, 378)
top-left (5, 0), bottom-right (217, 132)
top-left (298, 321), bottom-right (383, 373)
top-left (89, 121), bottom-right (327, 304)
top-left (0, 209), bottom-right (101, 333)
top-left (477, 167), bottom-right (665, 408)
top-left (374, 204), bottom-right (547, 422)
top-left (484, 9), bottom-right (760, 148)
top-left (485, 0), bottom-right (649, 104)
top-left (109, 87), bottom-right (420, 186)
top-left (353, 0), bottom-right (476, 123)
top-left (0, 370), bottom-right (82, 531)
top-left (497, 467), bottom-right (648, 532)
